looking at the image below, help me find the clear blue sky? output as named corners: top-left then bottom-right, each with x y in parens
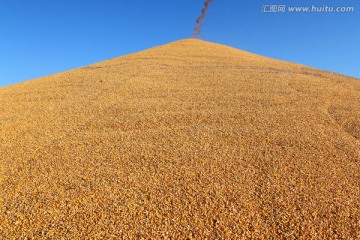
top-left (1, 0), bottom-right (359, 87)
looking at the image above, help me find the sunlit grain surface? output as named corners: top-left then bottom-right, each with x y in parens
top-left (0, 39), bottom-right (359, 238)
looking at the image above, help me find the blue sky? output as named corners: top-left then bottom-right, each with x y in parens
top-left (0, 0), bottom-right (359, 87)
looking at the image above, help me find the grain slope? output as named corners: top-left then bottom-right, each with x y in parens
top-left (0, 39), bottom-right (359, 238)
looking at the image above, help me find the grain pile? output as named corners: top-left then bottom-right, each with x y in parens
top-left (0, 39), bottom-right (359, 238)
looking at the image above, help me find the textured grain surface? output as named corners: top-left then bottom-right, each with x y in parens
top-left (0, 39), bottom-right (359, 239)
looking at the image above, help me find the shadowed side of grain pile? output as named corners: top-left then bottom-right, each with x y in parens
top-left (0, 39), bottom-right (359, 238)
